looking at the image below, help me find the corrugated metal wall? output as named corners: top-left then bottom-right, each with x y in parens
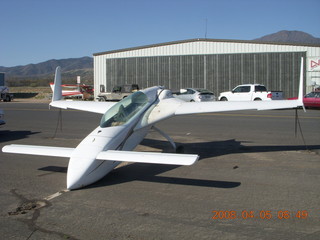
top-left (94, 40), bottom-right (320, 99)
top-left (103, 52), bottom-right (306, 98)
top-left (96, 40), bottom-right (317, 58)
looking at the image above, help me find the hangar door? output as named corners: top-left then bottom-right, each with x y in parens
top-left (105, 51), bottom-right (305, 98)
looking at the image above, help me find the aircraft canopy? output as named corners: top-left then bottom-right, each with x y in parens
top-left (100, 91), bottom-right (149, 128)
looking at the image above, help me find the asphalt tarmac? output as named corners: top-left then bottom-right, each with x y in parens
top-left (0, 101), bottom-right (319, 240)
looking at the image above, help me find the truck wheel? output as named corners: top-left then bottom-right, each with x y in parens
top-left (254, 98), bottom-right (262, 101)
top-left (176, 146), bottom-right (185, 153)
top-left (220, 97), bottom-right (228, 101)
top-left (98, 97), bottom-right (106, 102)
top-left (4, 95), bottom-right (11, 102)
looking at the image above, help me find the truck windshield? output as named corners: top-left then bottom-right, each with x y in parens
top-left (100, 91), bottom-right (149, 128)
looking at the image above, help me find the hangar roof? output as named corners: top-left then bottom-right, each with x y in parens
top-left (93, 38), bottom-right (320, 56)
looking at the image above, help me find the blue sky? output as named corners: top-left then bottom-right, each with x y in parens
top-left (1, 0), bottom-right (319, 67)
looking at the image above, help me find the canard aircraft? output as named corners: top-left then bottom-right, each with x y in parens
top-left (2, 59), bottom-right (305, 190)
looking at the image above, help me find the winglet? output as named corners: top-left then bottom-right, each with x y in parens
top-left (298, 57), bottom-right (306, 111)
top-left (52, 66), bottom-right (62, 102)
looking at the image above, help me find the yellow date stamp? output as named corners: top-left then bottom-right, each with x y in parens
top-left (211, 210), bottom-right (309, 220)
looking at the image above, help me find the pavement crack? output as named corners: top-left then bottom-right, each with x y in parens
top-left (8, 189), bottom-right (78, 240)
top-left (8, 189), bottom-right (48, 216)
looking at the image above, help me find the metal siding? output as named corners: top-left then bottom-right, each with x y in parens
top-left (99, 41), bottom-right (319, 59)
top-left (95, 41), bottom-right (319, 100)
top-left (181, 55), bottom-right (193, 90)
top-left (159, 56), bottom-right (170, 88)
top-left (94, 55), bottom-right (107, 99)
top-left (169, 56), bottom-right (180, 90)
top-left (148, 57), bottom-right (158, 87)
top-left (104, 52), bottom-right (307, 98)
top-left (193, 55), bottom-right (204, 89)
top-left (206, 55), bottom-right (215, 92)
top-left (242, 54), bottom-right (254, 84)
top-left (229, 54), bottom-right (241, 88)
top-left (127, 58), bottom-right (137, 84)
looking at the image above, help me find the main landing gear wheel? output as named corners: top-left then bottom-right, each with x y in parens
top-left (176, 146), bottom-right (185, 153)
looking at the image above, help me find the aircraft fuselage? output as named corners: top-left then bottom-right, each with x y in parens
top-left (66, 87), bottom-right (160, 189)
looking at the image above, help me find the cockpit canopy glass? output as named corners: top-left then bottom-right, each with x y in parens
top-left (100, 91), bottom-right (149, 128)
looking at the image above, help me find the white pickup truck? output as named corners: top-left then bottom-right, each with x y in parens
top-left (218, 84), bottom-right (283, 101)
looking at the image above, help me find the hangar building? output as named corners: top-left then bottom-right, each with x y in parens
top-left (93, 39), bottom-right (320, 99)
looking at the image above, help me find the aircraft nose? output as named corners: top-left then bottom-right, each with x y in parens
top-left (66, 153), bottom-right (108, 190)
top-left (65, 131), bottom-right (120, 190)
top-left (66, 163), bottom-right (85, 190)
top-left (66, 155), bottom-right (102, 190)
top-left (66, 177), bottom-right (82, 190)
top-left (66, 139), bottom-right (107, 190)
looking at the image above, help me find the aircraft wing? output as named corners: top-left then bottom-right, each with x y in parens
top-left (50, 100), bottom-right (116, 114)
top-left (175, 99), bottom-right (303, 115)
top-left (2, 145), bottom-right (198, 166)
top-left (97, 150), bottom-right (198, 165)
top-left (2, 144), bottom-right (74, 158)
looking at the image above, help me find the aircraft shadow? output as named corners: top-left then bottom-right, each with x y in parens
top-left (87, 163), bottom-right (241, 190)
top-left (38, 166), bottom-right (67, 173)
top-left (0, 130), bottom-right (40, 143)
top-left (37, 138), bottom-right (320, 190)
top-left (87, 138), bottom-right (319, 190)
top-left (139, 138), bottom-right (320, 160)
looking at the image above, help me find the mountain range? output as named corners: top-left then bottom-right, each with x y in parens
top-left (1, 31), bottom-right (319, 87)
top-left (0, 57), bottom-right (93, 86)
top-left (253, 30), bottom-right (320, 44)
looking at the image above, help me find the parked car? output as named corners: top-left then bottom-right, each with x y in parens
top-left (174, 88), bottom-right (215, 102)
top-left (289, 92), bottom-right (320, 108)
top-left (218, 84), bottom-right (283, 101)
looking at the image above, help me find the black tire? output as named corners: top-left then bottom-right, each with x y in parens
top-left (4, 95), bottom-right (11, 102)
top-left (220, 97), bottom-right (228, 101)
top-left (254, 98), bottom-right (262, 101)
top-left (176, 146), bottom-right (185, 153)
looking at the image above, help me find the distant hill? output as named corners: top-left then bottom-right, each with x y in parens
top-left (0, 57), bottom-right (93, 87)
top-left (253, 30), bottom-right (320, 44)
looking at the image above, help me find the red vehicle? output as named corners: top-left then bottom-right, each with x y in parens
top-left (289, 92), bottom-right (320, 108)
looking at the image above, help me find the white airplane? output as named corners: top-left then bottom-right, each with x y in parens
top-left (2, 59), bottom-right (305, 190)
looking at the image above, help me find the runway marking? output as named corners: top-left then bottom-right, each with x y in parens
top-left (44, 189), bottom-right (69, 201)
